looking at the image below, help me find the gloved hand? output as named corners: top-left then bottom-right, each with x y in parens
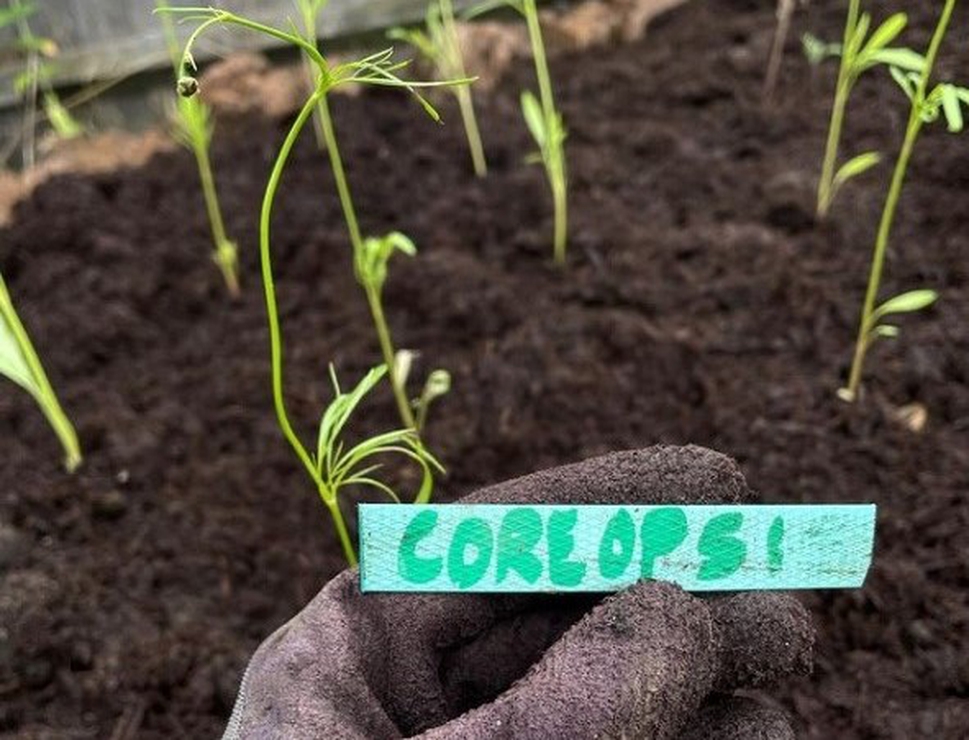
top-left (223, 446), bottom-right (813, 739)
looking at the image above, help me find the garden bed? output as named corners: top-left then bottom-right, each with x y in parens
top-left (1, 0), bottom-right (967, 737)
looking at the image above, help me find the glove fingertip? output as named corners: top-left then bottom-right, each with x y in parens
top-left (712, 593), bottom-right (814, 690)
top-left (677, 695), bottom-right (796, 740)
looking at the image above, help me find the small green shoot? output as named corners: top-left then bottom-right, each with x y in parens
top-left (9, 0), bottom-right (83, 169)
top-left (394, 350), bottom-right (452, 434)
top-left (809, 2), bottom-right (926, 218)
top-left (840, 0), bottom-right (960, 403)
top-left (390, 0), bottom-right (488, 176)
top-left (312, 363), bottom-right (443, 563)
top-left (156, 6), bottom-right (466, 558)
top-left (0, 271), bottom-right (81, 472)
top-left (274, 1), bottom-right (458, 434)
top-left (469, 0), bottom-right (568, 263)
top-left (157, 1), bottom-right (240, 297)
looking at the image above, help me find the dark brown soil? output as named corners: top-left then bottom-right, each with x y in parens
top-left (1, 0), bottom-right (967, 737)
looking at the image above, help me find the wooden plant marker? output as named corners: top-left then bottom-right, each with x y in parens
top-left (358, 504), bottom-right (876, 593)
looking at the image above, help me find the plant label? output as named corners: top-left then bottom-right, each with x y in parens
top-left (358, 504), bottom-right (876, 593)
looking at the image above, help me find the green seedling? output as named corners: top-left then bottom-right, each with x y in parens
top-left (9, 0), bottom-right (83, 169)
top-left (355, 232), bottom-right (452, 434)
top-left (0, 271), bottom-right (81, 472)
top-left (394, 350), bottom-right (452, 434)
top-left (157, 1), bottom-right (240, 297)
top-left (390, 0), bottom-right (488, 176)
top-left (157, 6), bottom-right (465, 559)
top-left (840, 0), bottom-right (962, 403)
top-left (231, 1), bottom-right (457, 434)
top-left (311, 363), bottom-right (444, 563)
top-left (807, 2), bottom-right (926, 218)
top-left (469, 0), bottom-right (567, 263)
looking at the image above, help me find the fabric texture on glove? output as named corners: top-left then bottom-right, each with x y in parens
top-left (222, 445), bottom-right (814, 740)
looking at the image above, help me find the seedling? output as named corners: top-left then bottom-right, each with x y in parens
top-left (157, 1), bottom-right (240, 297)
top-left (807, 2), bottom-right (926, 218)
top-left (395, 349), bottom-right (451, 433)
top-left (840, 0), bottom-right (962, 403)
top-left (311, 364), bottom-right (444, 563)
top-left (0, 271), bottom-right (81, 472)
top-left (9, 0), bottom-right (83, 169)
top-left (390, 0), bottom-right (488, 176)
top-left (194, 2), bottom-right (458, 434)
top-left (469, 0), bottom-right (568, 263)
top-left (157, 7), bottom-right (465, 558)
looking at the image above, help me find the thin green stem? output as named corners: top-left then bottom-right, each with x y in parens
top-left (365, 285), bottom-right (417, 429)
top-left (522, 0), bottom-right (568, 262)
top-left (817, 0), bottom-right (859, 218)
top-left (297, 0), bottom-right (329, 150)
top-left (0, 274), bottom-right (81, 471)
top-left (179, 12), bottom-right (328, 75)
top-left (316, 94), bottom-right (364, 253)
top-left (552, 176), bottom-right (567, 264)
top-left (325, 498), bottom-right (357, 566)
top-left (160, 4), bottom-right (238, 295)
top-left (259, 92), bottom-right (324, 484)
top-left (523, 0), bottom-right (555, 119)
top-left (260, 89), bottom-right (360, 560)
top-left (456, 85), bottom-right (487, 177)
top-left (317, 93), bottom-right (417, 430)
top-left (843, 0), bottom-right (956, 401)
top-left (191, 123), bottom-right (239, 296)
top-left (441, 0), bottom-right (487, 176)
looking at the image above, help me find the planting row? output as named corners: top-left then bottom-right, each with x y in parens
top-left (0, 0), bottom-right (965, 562)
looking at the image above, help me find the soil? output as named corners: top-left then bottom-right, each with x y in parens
top-left (0, 0), bottom-right (967, 738)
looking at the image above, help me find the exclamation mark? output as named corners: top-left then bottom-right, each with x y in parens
top-left (767, 516), bottom-right (785, 573)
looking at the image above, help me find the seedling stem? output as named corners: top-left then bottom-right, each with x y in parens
top-left (523, 0), bottom-right (567, 263)
top-left (817, 0), bottom-right (859, 218)
top-left (842, 0), bottom-right (957, 402)
top-left (158, 1), bottom-right (239, 296)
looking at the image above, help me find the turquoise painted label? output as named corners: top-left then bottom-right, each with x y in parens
top-left (358, 504), bottom-right (876, 593)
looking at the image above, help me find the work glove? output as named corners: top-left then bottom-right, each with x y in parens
top-left (222, 445), bottom-right (814, 739)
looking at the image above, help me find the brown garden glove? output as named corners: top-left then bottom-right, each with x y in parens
top-left (222, 446), bottom-right (814, 739)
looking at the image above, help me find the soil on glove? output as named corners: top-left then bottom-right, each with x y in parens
top-left (1, 0), bottom-right (967, 737)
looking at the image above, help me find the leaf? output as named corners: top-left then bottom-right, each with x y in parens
top-left (863, 47), bottom-right (925, 73)
top-left (316, 365), bottom-right (388, 472)
top-left (889, 65), bottom-right (916, 102)
top-left (520, 91), bottom-right (546, 148)
top-left (801, 33), bottom-right (833, 66)
top-left (860, 13), bottom-right (907, 56)
top-left (0, 315), bottom-right (36, 395)
top-left (831, 151), bottom-right (881, 197)
top-left (394, 349), bottom-right (416, 390)
top-left (421, 369), bottom-right (451, 405)
top-left (358, 232), bottom-right (417, 292)
top-left (872, 290), bottom-right (939, 322)
top-left (873, 324), bottom-right (900, 339)
top-left (845, 12), bottom-right (872, 62)
top-left (940, 84), bottom-right (964, 133)
top-left (43, 93), bottom-right (84, 140)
